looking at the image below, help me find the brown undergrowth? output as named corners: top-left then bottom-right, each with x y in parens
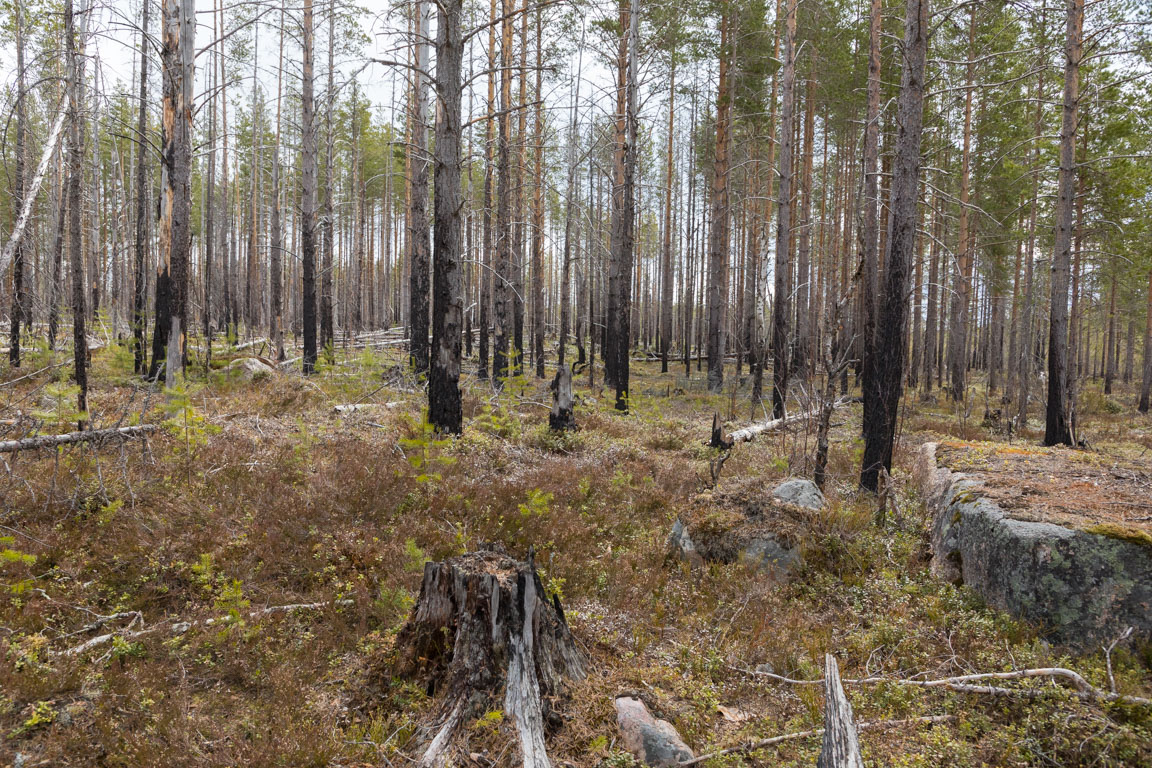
top-left (1, 343), bottom-right (1150, 766)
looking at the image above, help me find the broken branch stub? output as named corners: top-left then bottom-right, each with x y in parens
top-left (395, 546), bottom-right (586, 767)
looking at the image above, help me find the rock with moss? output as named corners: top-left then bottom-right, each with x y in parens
top-left (915, 442), bottom-right (1152, 647)
top-left (668, 478), bottom-right (815, 576)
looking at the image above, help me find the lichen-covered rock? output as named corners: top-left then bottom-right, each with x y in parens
top-left (771, 478), bottom-right (826, 511)
top-left (225, 356), bottom-right (276, 380)
top-left (668, 479), bottom-right (811, 576)
top-left (614, 696), bottom-right (694, 767)
top-left (916, 442), bottom-right (1152, 647)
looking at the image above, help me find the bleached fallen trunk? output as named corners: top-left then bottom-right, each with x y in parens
top-left (723, 397), bottom-right (849, 446)
top-left (0, 98), bottom-right (69, 278)
top-left (0, 425), bottom-right (158, 454)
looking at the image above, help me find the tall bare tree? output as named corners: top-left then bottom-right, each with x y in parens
top-left (706, 11), bottom-right (731, 394)
top-left (1045, 0), bottom-right (1083, 446)
top-left (302, 0), bottom-right (319, 374)
top-left (860, 0), bottom-right (929, 491)
top-left (408, 0), bottom-right (432, 374)
top-left (430, 0), bottom-right (465, 432)
top-left (771, 0), bottom-right (797, 418)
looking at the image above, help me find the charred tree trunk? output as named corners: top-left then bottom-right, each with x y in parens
top-left (156, 0), bottom-right (195, 387)
top-left (395, 547), bottom-right (586, 768)
top-left (860, 0), bottom-right (927, 492)
top-left (1140, 265), bottom-right (1152, 412)
top-left (66, 0), bottom-right (88, 424)
top-left (659, 63), bottom-right (676, 374)
top-left (319, 0), bottom-right (336, 360)
top-left (858, 0), bottom-right (882, 419)
top-left (493, 0), bottom-right (515, 383)
top-left (549, 364), bottom-right (575, 430)
top-left (531, 7), bottom-right (546, 379)
top-left (301, 0), bottom-right (319, 374)
top-left (706, 12), bottom-right (730, 394)
top-left (1045, 0), bottom-right (1081, 446)
top-left (771, 0), bottom-right (797, 419)
top-left (9, 4), bottom-right (28, 367)
top-left (947, 7), bottom-right (977, 402)
top-left (429, 0), bottom-right (464, 434)
top-left (408, 0), bottom-right (432, 375)
top-left (478, 0), bottom-right (497, 380)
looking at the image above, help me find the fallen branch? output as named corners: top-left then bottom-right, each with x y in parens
top-left (61, 599), bottom-right (353, 657)
top-left (680, 715), bottom-right (953, 766)
top-left (0, 425), bottom-right (159, 454)
top-left (722, 398), bottom-right (850, 446)
top-left (332, 402), bottom-right (402, 415)
top-left (734, 665), bottom-right (1152, 706)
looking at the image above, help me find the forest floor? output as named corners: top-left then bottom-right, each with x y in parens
top-left (2, 335), bottom-right (1151, 767)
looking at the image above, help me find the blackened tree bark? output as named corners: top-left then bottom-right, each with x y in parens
top-left (605, 0), bottom-right (629, 391)
top-left (659, 61), bottom-right (676, 374)
top-left (408, 0), bottom-right (432, 374)
top-left (301, 0), bottom-right (319, 374)
top-left (1045, 0), bottom-right (1082, 446)
top-left (269, 16), bottom-right (286, 362)
top-left (859, 0), bottom-right (881, 426)
top-left (946, 6), bottom-right (977, 402)
top-left (558, 31), bottom-right (583, 368)
top-left (66, 0), bottom-right (88, 422)
top-left (493, 0), bottom-right (515, 383)
top-left (771, 0), bottom-right (797, 418)
top-left (479, 0), bottom-right (497, 379)
top-left (159, 0), bottom-right (195, 387)
top-left (430, 0), bottom-right (464, 434)
top-left (530, 6), bottom-right (546, 379)
top-left (615, 0), bottom-right (638, 412)
top-left (320, 0), bottom-right (336, 359)
top-left (706, 12), bottom-right (731, 394)
top-left (9, 4), bottom-right (27, 367)
top-left (860, 0), bottom-right (928, 492)
top-left (1140, 265), bottom-right (1152, 412)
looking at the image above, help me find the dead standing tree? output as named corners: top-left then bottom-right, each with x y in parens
top-left (395, 547), bottom-right (586, 767)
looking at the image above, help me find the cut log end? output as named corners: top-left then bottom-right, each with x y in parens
top-left (395, 545), bottom-right (586, 767)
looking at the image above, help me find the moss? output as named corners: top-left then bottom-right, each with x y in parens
top-left (1083, 522), bottom-right (1152, 550)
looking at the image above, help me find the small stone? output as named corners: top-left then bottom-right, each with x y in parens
top-left (755, 662), bottom-right (775, 675)
top-left (614, 696), bottom-right (694, 767)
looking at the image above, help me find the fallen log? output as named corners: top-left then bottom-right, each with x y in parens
top-left (678, 715), bottom-right (953, 766)
top-left (720, 397), bottom-right (850, 446)
top-left (0, 425), bottom-right (158, 454)
top-left (395, 546), bottom-right (586, 768)
top-left (332, 402), bottom-right (402, 415)
top-left (818, 655), bottom-right (863, 768)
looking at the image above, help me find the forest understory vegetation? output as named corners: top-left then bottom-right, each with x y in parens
top-left (2, 337), bottom-right (1151, 767)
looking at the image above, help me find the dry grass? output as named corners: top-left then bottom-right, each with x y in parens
top-left (2, 344), bottom-right (1151, 767)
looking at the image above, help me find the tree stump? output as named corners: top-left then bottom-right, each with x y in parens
top-left (817, 654), bottom-right (864, 768)
top-left (549, 364), bottom-right (576, 430)
top-left (395, 545), bottom-right (586, 767)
